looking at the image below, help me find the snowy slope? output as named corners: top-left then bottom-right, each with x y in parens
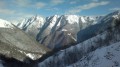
top-left (0, 19), bottom-right (13, 29)
top-left (38, 29), bottom-right (119, 67)
top-left (39, 27), bottom-right (120, 67)
top-left (38, 11), bottom-right (120, 67)
top-left (17, 15), bottom-right (45, 37)
top-left (67, 41), bottom-right (120, 67)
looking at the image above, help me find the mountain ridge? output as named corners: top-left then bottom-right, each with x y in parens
top-left (17, 15), bottom-right (102, 49)
top-left (38, 10), bottom-right (120, 67)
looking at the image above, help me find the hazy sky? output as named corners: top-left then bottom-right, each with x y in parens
top-left (0, 0), bottom-right (120, 23)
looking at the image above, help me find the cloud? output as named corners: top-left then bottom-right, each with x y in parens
top-left (46, 8), bottom-right (59, 11)
top-left (51, 0), bottom-right (64, 5)
top-left (92, 0), bottom-right (99, 2)
top-left (70, 1), bottom-right (77, 4)
top-left (15, 12), bottom-right (34, 17)
top-left (67, 1), bottom-right (110, 14)
top-left (80, 1), bottom-right (109, 9)
top-left (0, 8), bottom-right (15, 15)
top-left (46, 7), bottom-right (59, 11)
top-left (0, 1), bottom-right (16, 15)
top-left (13, 0), bottom-right (31, 7)
top-left (13, 0), bottom-right (46, 9)
top-left (0, 1), bottom-right (6, 8)
top-left (8, 12), bottom-right (35, 25)
top-left (110, 7), bottom-right (120, 11)
top-left (35, 2), bottom-right (46, 9)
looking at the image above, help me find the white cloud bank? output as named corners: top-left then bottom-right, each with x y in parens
top-left (51, 0), bottom-right (64, 5)
top-left (110, 7), bottom-right (120, 11)
top-left (67, 1), bottom-right (110, 14)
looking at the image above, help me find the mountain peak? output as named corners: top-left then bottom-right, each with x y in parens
top-left (0, 19), bottom-right (13, 29)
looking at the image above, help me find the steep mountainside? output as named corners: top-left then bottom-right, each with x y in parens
top-left (67, 42), bottom-right (120, 67)
top-left (0, 19), bottom-right (50, 62)
top-left (18, 15), bottom-right (102, 49)
top-left (38, 11), bottom-right (120, 67)
top-left (17, 15), bottom-right (45, 38)
top-left (77, 10), bottom-right (120, 43)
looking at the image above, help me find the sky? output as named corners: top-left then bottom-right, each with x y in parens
top-left (0, 0), bottom-right (120, 23)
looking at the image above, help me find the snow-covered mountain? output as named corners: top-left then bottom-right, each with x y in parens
top-left (77, 10), bottom-right (120, 43)
top-left (0, 19), bottom-right (50, 62)
top-left (17, 15), bottom-right (45, 38)
top-left (18, 15), bottom-right (102, 49)
top-left (0, 19), bottom-right (13, 28)
top-left (0, 11), bottom-right (120, 67)
top-left (38, 11), bottom-right (120, 67)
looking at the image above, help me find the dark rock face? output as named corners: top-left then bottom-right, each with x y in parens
top-left (0, 55), bottom-right (37, 67)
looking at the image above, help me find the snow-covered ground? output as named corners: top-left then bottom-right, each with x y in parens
top-left (67, 41), bottom-right (120, 67)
